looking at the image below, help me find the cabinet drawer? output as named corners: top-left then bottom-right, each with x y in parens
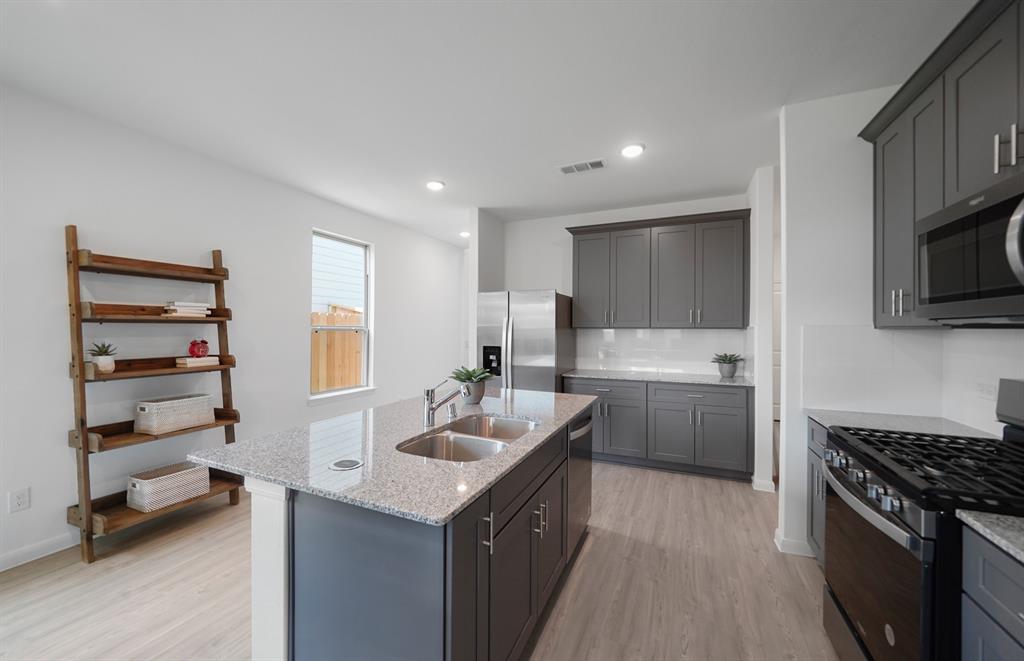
top-left (491, 429), bottom-right (567, 534)
top-left (808, 418), bottom-right (828, 456)
top-left (963, 593), bottom-right (1024, 660)
top-left (963, 527), bottom-right (1024, 645)
top-left (563, 378), bottom-right (645, 401)
top-left (646, 382), bottom-right (746, 408)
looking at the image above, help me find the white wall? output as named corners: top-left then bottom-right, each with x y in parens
top-left (0, 85), bottom-right (465, 569)
top-left (942, 330), bottom-right (1024, 435)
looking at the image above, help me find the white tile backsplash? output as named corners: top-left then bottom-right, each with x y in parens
top-left (942, 329), bottom-right (1024, 436)
top-left (575, 328), bottom-right (752, 377)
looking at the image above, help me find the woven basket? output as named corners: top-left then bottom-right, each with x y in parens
top-left (134, 393), bottom-right (214, 435)
top-left (126, 462), bottom-right (210, 512)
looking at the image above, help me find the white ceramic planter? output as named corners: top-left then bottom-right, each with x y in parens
top-left (717, 362), bottom-right (738, 378)
top-left (93, 356), bottom-right (116, 374)
top-left (462, 381), bottom-right (486, 405)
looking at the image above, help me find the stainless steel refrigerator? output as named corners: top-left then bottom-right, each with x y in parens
top-left (477, 290), bottom-right (574, 392)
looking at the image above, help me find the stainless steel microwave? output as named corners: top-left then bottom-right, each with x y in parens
top-left (915, 174), bottom-right (1024, 326)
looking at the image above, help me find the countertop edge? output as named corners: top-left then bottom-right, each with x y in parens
top-left (804, 408), bottom-right (994, 439)
top-left (957, 510), bottom-right (1024, 564)
top-left (563, 370), bottom-right (753, 388)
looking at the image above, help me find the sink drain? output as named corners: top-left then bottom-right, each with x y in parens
top-left (329, 459), bottom-right (363, 471)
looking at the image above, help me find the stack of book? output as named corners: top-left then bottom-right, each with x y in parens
top-left (162, 301), bottom-right (213, 318)
top-left (175, 356), bottom-right (220, 368)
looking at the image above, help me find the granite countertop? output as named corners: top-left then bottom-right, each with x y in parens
top-left (805, 408), bottom-right (994, 438)
top-left (958, 510), bottom-right (1024, 564)
top-left (563, 368), bottom-right (753, 388)
top-left (188, 389), bottom-right (595, 526)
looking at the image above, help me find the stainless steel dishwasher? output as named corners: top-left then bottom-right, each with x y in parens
top-left (567, 410), bottom-right (593, 554)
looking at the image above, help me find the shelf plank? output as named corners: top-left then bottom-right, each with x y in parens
top-left (72, 408), bottom-right (240, 453)
top-left (78, 250), bottom-right (228, 283)
top-left (67, 473), bottom-right (241, 536)
top-left (81, 355), bottom-right (235, 382)
top-left (81, 302), bottom-right (231, 324)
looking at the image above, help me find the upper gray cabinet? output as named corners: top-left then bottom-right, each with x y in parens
top-left (609, 228), bottom-right (651, 327)
top-left (572, 233), bottom-right (610, 328)
top-left (944, 2), bottom-right (1020, 205)
top-left (861, 0), bottom-right (1022, 328)
top-left (570, 210), bottom-right (749, 329)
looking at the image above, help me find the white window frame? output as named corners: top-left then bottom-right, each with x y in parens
top-left (308, 228), bottom-right (375, 401)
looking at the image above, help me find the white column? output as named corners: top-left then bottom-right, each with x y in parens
top-left (246, 478), bottom-right (290, 661)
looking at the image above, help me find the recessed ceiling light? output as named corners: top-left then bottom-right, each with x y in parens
top-left (459, 231), bottom-right (471, 238)
top-left (426, 180), bottom-right (445, 191)
top-left (621, 143), bottom-right (645, 158)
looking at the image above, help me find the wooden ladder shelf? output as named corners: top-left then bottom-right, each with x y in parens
top-left (65, 225), bottom-right (241, 563)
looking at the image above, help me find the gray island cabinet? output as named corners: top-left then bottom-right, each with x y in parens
top-left (187, 389), bottom-right (596, 661)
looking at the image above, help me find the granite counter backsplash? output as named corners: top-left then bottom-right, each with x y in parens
top-left (188, 389), bottom-right (595, 526)
top-left (564, 368), bottom-right (753, 388)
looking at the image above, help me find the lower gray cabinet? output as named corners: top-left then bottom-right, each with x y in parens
top-left (647, 400), bottom-right (695, 463)
top-left (536, 462), bottom-right (567, 613)
top-left (962, 594), bottom-right (1024, 660)
top-left (604, 398), bottom-right (647, 457)
top-left (807, 420), bottom-right (827, 567)
top-left (489, 493), bottom-right (539, 661)
top-left (694, 405), bottom-right (747, 472)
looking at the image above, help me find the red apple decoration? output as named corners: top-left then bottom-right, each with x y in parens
top-left (188, 339), bottom-right (210, 358)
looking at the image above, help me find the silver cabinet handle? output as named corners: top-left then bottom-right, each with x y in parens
top-left (1013, 123), bottom-right (1019, 167)
top-left (533, 507), bottom-right (544, 538)
top-left (604, 309), bottom-right (609, 326)
top-left (482, 513), bottom-right (494, 555)
top-left (696, 410), bottom-right (702, 426)
top-left (594, 388), bottom-right (611, 392)
top-left (686, 394), bottom-right (704, 398)
top-left (688, 408), bottom-right (693, 425)
top-left (890, 289), bottom-right (896, 317)
top-left (898, 288), bottom-right (904, 317)
top-left (611, 309), bottom-right (616, 324)
top-left (996, 133), bottom-right (1002, 174)
top-left (697, 309), bottom-right (702, 325)
top-left (689, 308), bottom-right (693, 324)
top-left (542, 500), bottom-right (550, 533)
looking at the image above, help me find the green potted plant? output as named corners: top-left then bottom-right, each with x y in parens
top-left (449, 366), bottom-right (494, 405)
top-left (711, 352), bottom-right (743, 378)
top-left (88, 341), bottom-right (118, 375)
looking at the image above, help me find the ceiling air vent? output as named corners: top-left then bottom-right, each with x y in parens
top-left (560, 159), bottom-right (606, 175)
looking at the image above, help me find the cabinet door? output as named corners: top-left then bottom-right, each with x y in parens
top-left (446, 494), bottom-right (490, 661)
top-left (813, 461), bottom-right (826, 567)
top-left (572, 233), bottom-right (610, 328)
top-left (489, 500), bottom-right (538, 661)
top-left (694, 405), bottom-right (748, 472)
top-left (603, 397), bottom-right (647, 458)
top-left (593, 398), bottom-right (606, 454)
top-left (944, 2), bottom-right (1020, 205)
top-left (609, 228), bottom-right (651, 327)
top-left (651, 225), bottom-right (696, 327)
top-left (807, 452), bottom-right (824, 566)
top-left (695, 220), bottom-right (745, 328)
top-left (536, 463), bottom-right (567, 613)
top-left (875, 115), bottom-right (914, 327)
top-left (646, 400), bottom-right (695, 464)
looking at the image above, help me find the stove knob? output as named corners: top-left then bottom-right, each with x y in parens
top-left (880, 494), bottom-right (903, 512)
top-left (866, 484), bottom-right (883, 500)
top-left (850, 468), bottom-right (866, 483)
top-left (831, 452), bottom-right (848, 469)
top-left (824, 448), bottom-right (835, 462)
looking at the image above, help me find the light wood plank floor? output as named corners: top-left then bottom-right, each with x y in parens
top-left (1, 464), bottom-right (834, 661)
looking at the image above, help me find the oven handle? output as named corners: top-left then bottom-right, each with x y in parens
top-left (1007, 194), bottom-right (1024, 285)
top-left (823, 463), bottom-right (920, 554)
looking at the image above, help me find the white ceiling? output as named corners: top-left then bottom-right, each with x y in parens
top-left (0, 1), bottom-right (972, 244)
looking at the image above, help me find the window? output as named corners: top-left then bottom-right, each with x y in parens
top-left (310, 231), bottom-right (370, 395)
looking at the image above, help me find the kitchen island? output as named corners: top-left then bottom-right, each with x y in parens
top-left (189, 388), bottom-right (596, 661)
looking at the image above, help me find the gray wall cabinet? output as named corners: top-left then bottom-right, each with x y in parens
top-left (651, 225), bottom-right (696, 327)
top-left (861, 0), bottom-right (1023, 327)
top-left (694, 220), bottom-right (746, 328)
top-left (569, 210), bottom-right (749, 329)
top-left (609, 228), bottom-right (651, 327)
top-left (565, 377), bottom-right (752, 478)
top-left (290, 425), bottom-right (581, 661)
top-left (572, 233), bottom-right (610, 328)
top-left (944, 2), bottom-right (1020, 205)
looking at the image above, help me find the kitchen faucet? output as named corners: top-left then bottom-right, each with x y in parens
top-left (423, 379), bottom-right (469, 426)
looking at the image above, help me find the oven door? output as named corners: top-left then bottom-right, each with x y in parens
top-left (916, 175), bottom-right (1024, 324)
top-left (823, 466), bottom-right (934, 661)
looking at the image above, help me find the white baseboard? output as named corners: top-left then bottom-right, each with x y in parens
top-left (773, 528), bottom-right (815, 557)
top-left (752, 477), bottom-right (776, 493)
top-left (0, 530), bottom-right (77, 572)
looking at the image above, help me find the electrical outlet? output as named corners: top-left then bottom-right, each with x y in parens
top-left (976, 382), bottom-right (998, 402)
top-left (8, 487), bottom-right (30, 513)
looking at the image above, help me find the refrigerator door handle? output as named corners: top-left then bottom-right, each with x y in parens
top-left (500, 316), bottom-right (509, 389)
top-left (507, 316), bottom-right (514, 389)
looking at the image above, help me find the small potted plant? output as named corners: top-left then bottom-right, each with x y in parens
top-left (88, 342), bottom-right (118, 375)
top-left (711, 352), bottom-right (743, 378)
top-left (449, 366), bottom-right (494, 405)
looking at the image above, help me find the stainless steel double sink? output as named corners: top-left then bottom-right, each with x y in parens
top-left (396, 415), bottom-right (536, 462)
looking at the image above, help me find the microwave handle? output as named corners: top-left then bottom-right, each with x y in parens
top-left (1008, 195), bottom-right (1024, 286)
